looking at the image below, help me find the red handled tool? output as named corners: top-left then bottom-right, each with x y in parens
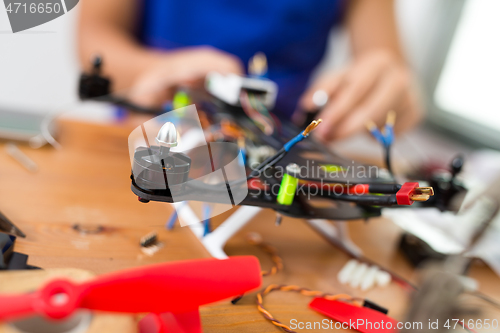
top-left (310, 298), bottom-right (398, 333)
top-left (0, 256), bottom-right (262, 333)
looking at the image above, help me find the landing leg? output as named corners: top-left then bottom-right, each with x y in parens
top-left (173, 203), bottom-right (262, 259)
top-left (201, 206), bottom-right (262, 259)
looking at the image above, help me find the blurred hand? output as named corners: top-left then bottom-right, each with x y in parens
top-left (299, 50), bottom-right (423, 142)
top-left (130, 46), bottom-right (244, 107)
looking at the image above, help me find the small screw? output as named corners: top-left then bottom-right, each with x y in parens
top-left (275, 213), bottom-right (283, 226)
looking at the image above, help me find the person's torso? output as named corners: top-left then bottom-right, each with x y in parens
top-left (139, 0), bottom-right (345, 117)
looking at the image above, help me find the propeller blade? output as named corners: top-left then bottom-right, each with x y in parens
top-left (0, 256), bottom-right (261, 322)
top-left (79, 256), bottom-right (262, 313)
top-left (0, 293), bottom-right (38, 322)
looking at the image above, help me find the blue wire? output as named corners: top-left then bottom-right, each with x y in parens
top-left (162, 101), bottom-right (173, 112)
top-left (114, 106), bottom-right (127, 121)
top-left (239, 149), bottom-right (247, 166)
top-left (369, 123), bottom-right (394, 148)
top-left (384, 125), bottom-right (394, 147)
top-left (249, 74), bottom-right (269, 79)
top-left (202, 204), bottom-right (212, 237)
top-left (283, 133), bottom-right (306, 152)
top-left (370, 128), bottom-right (386, 146)
top-left (166, 209), bottom-right (179, 230)
top-left (166, 202), bottom-right (187, 230)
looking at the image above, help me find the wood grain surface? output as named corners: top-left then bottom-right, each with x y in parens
top-left (0, 118), bottom-right (498, 333)
top-left (0, 269), bottom-right (136, 333)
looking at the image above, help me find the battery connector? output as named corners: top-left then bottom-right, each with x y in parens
top-left (396, 182), bottom-right (434, 205)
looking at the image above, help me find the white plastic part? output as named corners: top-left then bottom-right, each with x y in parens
top-left (361, 265), bottom-right (380, 291)
top-left (459, 276), bottom-right (479, 292)
top-left (338, 259), bottom-right (359, 285)
top-left (350, 263), bottom-right (369, 288)
top-left (205, 72), bottom-right (278, 109)
top-left (337, 259), bottom-right (391, 291)
top-left (174, 202), bottom-right (204, 238)
top-left (183, 205), bottom-right (262, 259)
top-left (141, 242), bottom-right (164, 256)
top-left (375, 270), bottom-right (392, 287)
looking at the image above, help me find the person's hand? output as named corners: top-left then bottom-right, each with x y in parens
top-left (129, 46), bottom-right (244, 107)
top-left (299, 50), bottom-right (423, 142)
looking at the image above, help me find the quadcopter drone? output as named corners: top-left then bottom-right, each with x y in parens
top-left (79, 56), bottom-right (466, 258)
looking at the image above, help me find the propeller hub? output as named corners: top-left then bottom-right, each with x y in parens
top-left (156, 122), bottom-right (178, 148)
top-left (40, 280), bottom-right (81, 320)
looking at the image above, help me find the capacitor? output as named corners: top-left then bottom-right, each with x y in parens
top-left (172, 91), bottom-right (191, 110)
top-left (277, 163), bottom-right (300, 206)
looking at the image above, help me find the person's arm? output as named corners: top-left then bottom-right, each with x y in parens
top-left (78, 0), bottom-right (244, 106)
top-left (347, 0), bottom-right (404, 59)
top-left (300, 0), bottom-right (422, 141)
top-left (78, 0), bottom-right (155, 91)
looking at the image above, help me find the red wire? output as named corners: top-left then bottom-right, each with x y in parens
top-left (301, 181), bottom-right (371, 195)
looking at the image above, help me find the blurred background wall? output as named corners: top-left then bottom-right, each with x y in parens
top-left (0, 4), bottom-right (79, 112)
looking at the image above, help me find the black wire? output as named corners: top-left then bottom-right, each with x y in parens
top-left (96, 95), bottom-right (164, 114)
top-left (367, 183), bottom-right (402, 194)
top-left (247, 149), bottom-right (286, 180)
top-left (385, 144), bottom-right (394, 178)
top-left (178, 150), bottom-right (287, 194)
top-left (322, 193), bottom-right (398, 206)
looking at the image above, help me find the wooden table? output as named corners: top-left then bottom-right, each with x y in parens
top-left (1, 118), bottom-right (499, 332)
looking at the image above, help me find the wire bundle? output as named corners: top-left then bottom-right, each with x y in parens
top-left (176, 119), bottom-right (323, 197)
top-left (257, 285), bottom-right (361, 333)
top-left (304, 181), bottom-right (432, 206)
top-left (245, 233), bottom-right (360, 333)
top-left (247, 232), bottom-right (283, 277)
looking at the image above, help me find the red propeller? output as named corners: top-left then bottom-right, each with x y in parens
top-left (0, 256), bottom-right (261, 333)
